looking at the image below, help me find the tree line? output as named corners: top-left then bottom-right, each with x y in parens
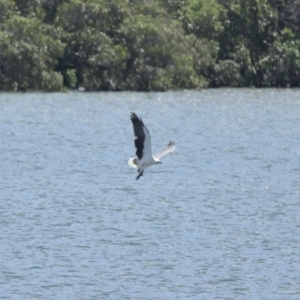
top-left (0, 0), bottom-right (300, 91)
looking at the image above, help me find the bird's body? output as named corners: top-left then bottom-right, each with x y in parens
top-left (128, 113), bottom-right (175, 180)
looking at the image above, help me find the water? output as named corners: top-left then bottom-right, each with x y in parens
top-left (0, 89), bottom-right (300, 299)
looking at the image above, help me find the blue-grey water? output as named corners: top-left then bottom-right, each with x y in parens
top-left (1, 89), bottom-right (300, 299)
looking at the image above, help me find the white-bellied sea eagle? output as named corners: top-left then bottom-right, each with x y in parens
top-left (128, 112), bottom-right (175, 180)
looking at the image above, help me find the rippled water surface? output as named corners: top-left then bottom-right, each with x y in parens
top-left (1, 89), bottom-right (300, 299)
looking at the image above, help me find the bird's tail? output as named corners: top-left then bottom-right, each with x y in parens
top-left (128, 158), bottom-right (139, 169)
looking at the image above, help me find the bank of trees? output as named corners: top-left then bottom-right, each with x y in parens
top-left (0, 0), bottom-right (299, 91)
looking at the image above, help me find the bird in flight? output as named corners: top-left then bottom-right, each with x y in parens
top-left (128, 112), bottom-right (175, 180)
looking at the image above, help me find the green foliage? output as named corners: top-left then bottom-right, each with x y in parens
top-left (269, 0), bottom-right (300, 37)
top-left (0, 0), bottom-right (299, 90)
top-left (217, 0), bottom-right (281, 86)
top-left (182, 0), bottom-right (223, 40)
top-left (158, 0), bottom-right (186, 16)
top-left (118, 1), bottom-right (206, 90)
top-left (55, 0), bottom-right (129, 90)
top-left (0, 0), bottom-right (16, 24)
top-left (41, 0), bottom-right (70, 23)
top-left (0, 16), bottom-right (64, 91)
top-left (213, 60), bottom-right (242, 87)
top-left (258, 28), bottom-right (300, 86)
top-left (119, 11), bottom-right (205, 90)
top-left (13, 0), bottom-right (44, 19)
top-left (191, 37), bottom-right (219, 83)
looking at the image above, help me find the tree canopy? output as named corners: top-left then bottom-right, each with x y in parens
top-left (0, 0), bottom-right (299, 91)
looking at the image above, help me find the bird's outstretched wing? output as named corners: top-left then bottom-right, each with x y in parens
top-left (154, 141), bottom-right (175, 160)
top-left (130, 113), bottom-right (152, 160)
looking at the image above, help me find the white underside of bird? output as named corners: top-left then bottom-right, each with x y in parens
top-left (128, 155), bottom-right (159, 169)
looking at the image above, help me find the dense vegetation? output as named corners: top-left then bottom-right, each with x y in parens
top-left (0, 0), bottom-right (300, 91)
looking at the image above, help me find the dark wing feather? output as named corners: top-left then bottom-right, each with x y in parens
top-left (130, 112), bottom-right (146, 160)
